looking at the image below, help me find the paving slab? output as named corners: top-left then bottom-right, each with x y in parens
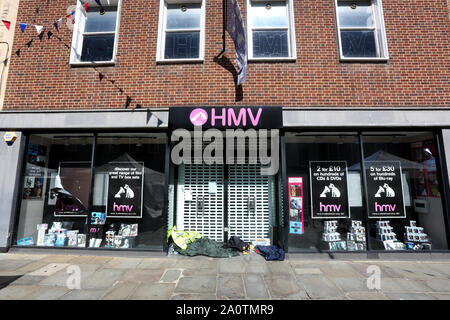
top-left (39, 264), bottom-right (101, 287)
top-left (328, 277), bottom-right (372, 292)
top-left (294, 268), bottom-right (323, 275)
top-left (425, 278), bottom-right (450, 292)
top-left (244, 261), bottom-right (269, 274)
top-left (217, 275), bottom-right (245, 299)
top-left (0, 275), bottom-right (22, 289)
top-left (0, 285), bottom-right (38, 299)
top-left (430, 293), bottom-right (450, 300)
top-left (174, 258), bottom-right (218, 270)
top-left (129, 283), bottom-right (176, 300)
top-left (10, 275), bottom-right (46, 286)
top-left (422, 263), bottom-right (450, 277)
top-left (383, 292), bottom-right (435, 300)
top-left (120, 268), bottom-right (165, 284)
top-left (82, 268), bottom-right (126, 290)
top-left (219, 260), bottom-right (246, 274)
top-left (266, 262), bottom-right (293, 275)
top-left (0, 259), bottom-right (36, 271)
top-left (295, 275), bottom-right (345, 299)
top-left (265, 275), bottom-right (309, 299)
top-left (182, 268), bottom-right (218, 276)
top-left (160, 269), bottom-right (182, 283)
top-left (67, 255), bottom-right (113, 265)
top-left (379, 278), bottom-right (432, 292)
top-left (171, 293), bottom-right (217, 300)
top-left (349, 262), bottom-right (405, 278)
top-left (60, 289), bottom-right (108, 300)
top-left (136, 258), bottom-right (172, 270)
top-left (104, 257), bottom-right (143, 269)
top-left (101, 281), bottom-right (139, 300)
top-left (38, 255), bottom-right (78, 263)
top-left (23, 286), bottom-right (71, 300)
top-left (28, 263), bottom-right (70, 277)
top-left (175, 276), bottom-right (217, 294)
top-left (346, 291), bottom-right (388, 300)
top-left (243, 274), bottom-right (270, 299)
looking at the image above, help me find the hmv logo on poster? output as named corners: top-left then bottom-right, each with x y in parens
top-left (310, 161), bottom-right (350, 219)
top-left (367, 161), bottom-right (406, 218)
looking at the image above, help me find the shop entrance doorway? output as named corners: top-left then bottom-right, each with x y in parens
top-left (175, 163), bottom-right (271, 242)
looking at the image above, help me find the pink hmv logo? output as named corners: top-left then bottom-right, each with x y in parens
top-left (189, 108), bottom-right (208, 126)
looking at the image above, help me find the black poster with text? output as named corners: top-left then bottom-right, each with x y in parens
top-left (366, 161), bottom-right (406, 218)
top-left (310, 161), bottom-right (350, 219)
top-left (107, 162), bottom-right (144, 218)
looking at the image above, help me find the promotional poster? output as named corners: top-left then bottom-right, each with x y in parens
top-left (366, 161), bottom-right (406, 218)
top-left (310, 161), bottom-right (350, 219)
top-left (288, 177), bottom-right (303, 234)
top-left (106, 162), bottom-right (144, 218)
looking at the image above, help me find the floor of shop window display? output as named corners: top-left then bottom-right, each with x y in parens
top-left (0, 251), bottom-right (450, 300)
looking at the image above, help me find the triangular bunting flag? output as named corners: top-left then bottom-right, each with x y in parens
top-left (19, 23), bottom-right (27, 32)
top-left (66, 13), bottom-right (74, 24)
top-left (47, 30), bottom-right (53, 39)
top-left (26, 39), bottom-right (33, 47)
top-left (35, 25), bottom-right (43, 35)
top-left (135, 104), bottom-right (142, 109)
top-left (125, 96), bottom-right (132, 108)
top-left (2, 20), bottom-right (10, 30)
top-left (58, 18), bottom-right (63, 27)
top-left (85, 2), bottom-right (89, 14)
top-left (15, 49), bottom-right (20, 57)
top-left (99, 73), bottom-right (104, 81)
top-left (95, 0), bottom-right (106, 14)
top-left (53, 22), bottom-right (59, 31)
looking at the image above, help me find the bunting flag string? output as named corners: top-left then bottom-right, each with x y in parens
top-left (2, 20), bottom-right (11, 30)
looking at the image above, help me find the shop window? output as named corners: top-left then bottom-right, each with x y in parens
top-left (335, 0), bottom-right (389, 61)
top-left (285, 133), bottom-right (366, 252)
top-left (17, 134), bottom-right (94, 247)
top-left (247, 0), bottom-right (296, 60)
top-left (16, 133), bottom-right (167, 250)
top-left (70, 0), bottom-right (120, 64)
top-left (362, 132), bottom-right (448, 251)
top-left (157, 0), bottom-right (205, 61)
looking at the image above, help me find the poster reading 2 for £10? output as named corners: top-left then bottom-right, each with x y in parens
top-left (107, 162), bottom-right (144, 218)
top-left (288, 177), bottom-right (304, 234)
top-left (366, 161), bottom-right (406, 218)
top-left (310, 161), bottom-right (350, 219)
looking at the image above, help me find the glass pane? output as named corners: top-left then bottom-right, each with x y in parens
top-left (164, 31), bottom-right (200, 59)
top-left (81, 34), bottom-right (115, 62)
top-left (252, 30), bottom-right (288, 57)
top-left (16, 134), bottom-right (93, 247)
top-left (93, 133), bottom-right (167, 249)
top-left (84, 7), bottom-right (117, 33)
top-left (250, 1), bottom-right (288, 28)
top-left (362, 132), bottom-right (448, 251)
top-left (285, 133), bottom-right (366, 252)
top-left (338, 1), bottom-right (374, 28)
top-left (341, 30), bottom-right (377, 57)
top-left (166, 4), bottom-right (201, 29)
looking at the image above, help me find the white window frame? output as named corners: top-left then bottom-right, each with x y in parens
top-left (156, 0), bottom-right (205, 63)
top-left (334, 0), bottom-right (389, 61)
top-left (70, 0), bottom-right (122, 66)
top-left (246, 0), bottom-right (297, 61)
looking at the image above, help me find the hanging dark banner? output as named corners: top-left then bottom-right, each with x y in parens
top-left (310, 161), bottom-right (350, 219)
top-left (106, 162), bottom-right (144, 218)
top-left (366, 161), bottom-right (406, 218)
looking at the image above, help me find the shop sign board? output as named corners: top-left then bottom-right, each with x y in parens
top-left (366, 161), bottom-right (406, 218)
top-left (288, 177), bottom-right (304, 234)
top-left (169, 106), bottom-right (283, 129)
top-left (310, 161), bottom-right (350, 219)
top-left (106, 162), bottom-right (144, 218)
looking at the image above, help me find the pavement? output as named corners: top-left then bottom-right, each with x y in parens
top-left (0, 251), bottom-right (450, 300)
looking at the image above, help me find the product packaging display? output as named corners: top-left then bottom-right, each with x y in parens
top-left (55, 229), bottom-right (67, 247)
top-left (346, 220), bottom-right (366, 251)
top-left (67, 230), bottom-right (79, 247)
top-left (404, 221), bottom-right (431, 250)
top-left (36, 223), bottom-right (48, 246)
top-left (329, 240), bottom-right (347, 251)
top-left (43, 234), bottom-right (56, 246)
top-left (322, 220), bottom-right (343, 250)
top-left (89, 238), bottom-right (102, 248)
top-left (91, 212), bottom-right (106, 225)
top-left (17, 237), bottom-right (34, 246)
top-left (77, 234), bottom-right (86, 247)
top-left (376, 220), bottom-right (398, 242)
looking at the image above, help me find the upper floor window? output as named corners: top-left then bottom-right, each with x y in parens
top-left (157, 0), bottom-right (205, 62)
top-left (247, 0), bottom-right (296, 60)
top-left (335, 0), bottom-right (389, 61)
top-left (70, 0), bottom-right (121, 65)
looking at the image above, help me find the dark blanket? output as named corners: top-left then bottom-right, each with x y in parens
top-left (174, 237), bottom-right (240, 258)
top-left (255, 245), bottom-right (285, 261)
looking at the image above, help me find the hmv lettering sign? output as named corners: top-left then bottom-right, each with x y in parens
top-left (366, 161), bottom-right (406, 218)
top-left (310, 161), bottom-right (350, 219)
top-left (169, 106), bottom-right (283, 129)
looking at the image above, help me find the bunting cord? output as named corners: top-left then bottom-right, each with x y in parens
top-left (11, 6), bottom-right (166, 125)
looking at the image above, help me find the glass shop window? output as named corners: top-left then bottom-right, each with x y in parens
top-left (285, 133), bottom-right (367, 252)
top-left (70, 1), bottom-right (120, 64)
top-left (91, 133), bottom-right (167, 249)
top-left (335, 0), bottom-right (389, 60)
top-left (17, 134), bottom-right (94, 247)
top-left (247, 0), bottom-right (296, 59)
top-left (362, 132), bottom-right (448, 251)
top-left (157, 0), bottom-right (205, 61)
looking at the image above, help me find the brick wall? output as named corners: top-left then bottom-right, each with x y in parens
top-left (3, 0), bottom-right (450, 110)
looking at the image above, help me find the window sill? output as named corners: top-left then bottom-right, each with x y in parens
top-left (156, 58), bottom-right (204, 64)
top-left (70, 60), bottom-right (116, 67)
top-left (339, 57), bottom-right (389, 63)
top-left (248, 57), bottom-right (297, 63)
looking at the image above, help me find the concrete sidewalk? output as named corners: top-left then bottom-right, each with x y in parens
top-left (0, 251), bottom-right (449, 300)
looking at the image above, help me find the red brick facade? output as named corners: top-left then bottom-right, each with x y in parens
top-left (3, 0), bottom-right (450, 110)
